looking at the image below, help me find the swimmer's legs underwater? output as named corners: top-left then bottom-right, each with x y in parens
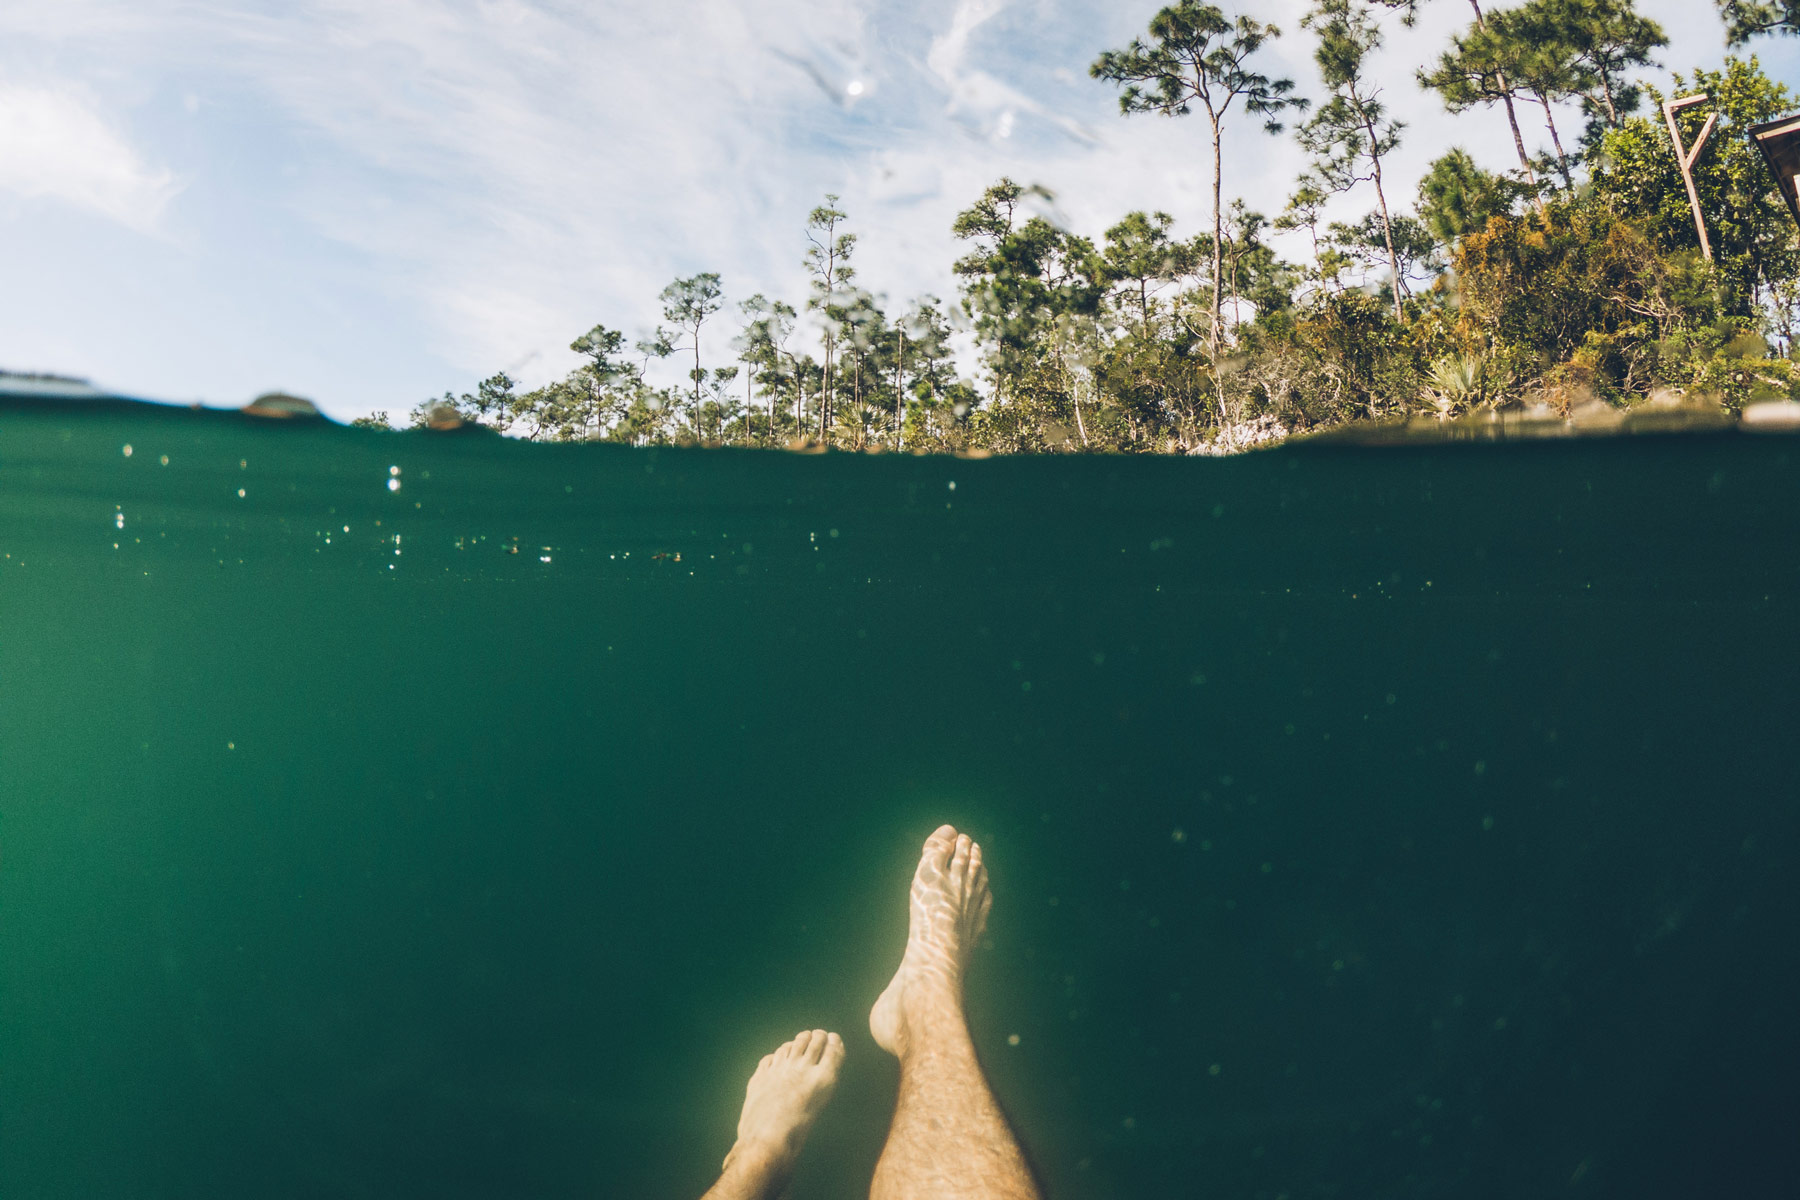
top-left (701, 1030), bottom-right (845, 1200)
top-left (867, 825), bottom-right (1042, 1200)
top-left (699, 825), bottom-right (1038, 1200)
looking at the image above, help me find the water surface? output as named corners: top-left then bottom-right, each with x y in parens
top-left (2, 403), bottom-right (1795, 1198)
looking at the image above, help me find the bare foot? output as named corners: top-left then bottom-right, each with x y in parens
top-left (869, 825), bottom-right (992, 1059)
top-left (720, 1030), bottom-right (845, 1179)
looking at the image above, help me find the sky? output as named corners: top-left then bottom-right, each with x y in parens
top-left (0, 0), bottom-right (1792, 422)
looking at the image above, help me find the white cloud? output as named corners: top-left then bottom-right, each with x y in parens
top-left (0, 83), bottom-right (178, 231)
top-left (928, 0), bottom-right (1099, 144)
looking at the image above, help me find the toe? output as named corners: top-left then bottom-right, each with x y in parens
top-left (824, 1031), bottom-right (845, 1066)
top-left (922, 825), bottom-right (957, 871)
top-left (805, 1030), bottom-right (828, 1063)
top-left (949, 834), bottom-right (972, 887)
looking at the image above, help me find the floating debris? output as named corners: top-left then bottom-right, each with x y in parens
top-left (421, 403), bottom-right (466, 431)
top-left (1740, 399), bottom-right (1800, 431)
top-left (241, 393), bottom-right (322, 420)
top-left (1310, 393), bottom-right (1746, 445)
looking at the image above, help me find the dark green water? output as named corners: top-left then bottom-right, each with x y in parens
top-left (3, 402), bottom-right (1795, 1199)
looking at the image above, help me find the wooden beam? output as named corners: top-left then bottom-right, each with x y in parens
top-left (1749, 113), bottom-right (1800, 231)
top-left (1665, 94), bottom-right (1717, 261)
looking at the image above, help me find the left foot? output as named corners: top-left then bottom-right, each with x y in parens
top-left (721, 1030), bottom-right (846, 1177)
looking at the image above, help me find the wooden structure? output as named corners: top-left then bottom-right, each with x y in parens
top-left (1749, 112), bottom-right (1800, 231)
top-left (1664, 95), bottom-right (1717, 261)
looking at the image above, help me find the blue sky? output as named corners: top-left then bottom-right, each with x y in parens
top-left (0, 0), bottom-right (1789, 421)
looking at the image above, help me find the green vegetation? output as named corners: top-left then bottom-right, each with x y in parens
top-left (389, 2), bottom-right (1800, 452)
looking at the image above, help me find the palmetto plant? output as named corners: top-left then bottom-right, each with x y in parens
top-left (1426, 351), bottom-right (1510, 413)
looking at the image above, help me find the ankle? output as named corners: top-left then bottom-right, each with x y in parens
top-left (894, 987), bottom-right (971, 1053)
top-left (724, 1138), bottom-right (792, 1185)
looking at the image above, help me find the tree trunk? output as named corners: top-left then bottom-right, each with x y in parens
top-left (1502, 86), bottom-right (1541, 201)
top-left (1208, 106), bottom-right (1224, 367)
top-left (1468, 0), bottom-right (1544, 213)
top-left (1362, 103), bottom-right (1405, 322)
top-left (821, 338), bottom-right (832, 439)
top-left (1072, 375), bottom-right (1091, 447)
top-left (1534, 90), bottom-right (1575, 189)
top-left (895, 329), bottom-right (906, 451)
top-left (1227, 242), bottom-right (1243, 327)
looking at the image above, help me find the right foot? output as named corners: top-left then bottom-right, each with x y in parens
top-left (721, 1030), bottom-right (845, 1176)
top-left (869, 825), bottom-right (993, 1058)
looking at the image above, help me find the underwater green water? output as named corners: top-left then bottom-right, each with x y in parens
top-left (2, 403), bottom-right (1795, 1199)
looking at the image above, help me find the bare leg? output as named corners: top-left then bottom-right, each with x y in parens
top-left (701, 1029), bottom-right (845, 1200)
top-left (868, 826), bottom-right (1041, 1200)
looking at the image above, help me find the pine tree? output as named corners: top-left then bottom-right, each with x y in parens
top-left (735, 295), bottom-right (795, 444)
top-left (658, 273), bottom-right (724, 439)
top-left (1716, 0), bottom-right (1800, 45)
top-left (804, 196), bottom-right (855, 440)
top-left (1091, 2), bottom-right (1304, 367)
top-left (1300, 0), bottom-right (1409, 320)
top-left (1420, 2), bottom-right (1545, 203)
